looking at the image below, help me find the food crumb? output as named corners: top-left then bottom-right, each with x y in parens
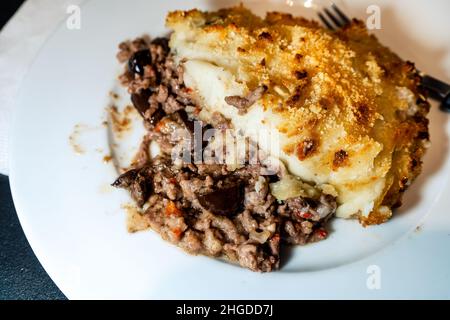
top-left (103, 155), bottom-right (113, 163)
top-left (107, 105), bottom-right (138, 138)
top-left (109, 91), bottom-right (120, 100)
top-left (69, 124), bottom-right (86, 155)
top-left (122, 203), bottom-right (151, 233)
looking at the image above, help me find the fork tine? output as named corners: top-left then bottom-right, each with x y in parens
top-left (317, 3), bottom-right (352, 31)
top-left (318, 12), bottom-right (335, 30)
top-left (332, 3), bottom-right (351, 25)
top-left (324, 7), bottom-right (345, 28)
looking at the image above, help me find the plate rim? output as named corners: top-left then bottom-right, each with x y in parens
top-left (8, 0), bottom-right (450, 299)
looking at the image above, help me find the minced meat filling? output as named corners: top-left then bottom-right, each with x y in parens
top-left (112, 36), bottom-right (336, 272)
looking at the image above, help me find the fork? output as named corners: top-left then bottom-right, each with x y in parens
top-left (317, 3), bottom-right (450, 111)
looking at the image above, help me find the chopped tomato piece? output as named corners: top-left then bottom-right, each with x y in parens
top-left (316, 229), bottom-right (328, 239)
top-left (171, 227), bottom-right (183, 239)
top-left (165, 201), bottom-right (183, 217)
top-left (301, 212), bottom-right (313, 219)
top-left (154, 119), bottom-right (167, 132)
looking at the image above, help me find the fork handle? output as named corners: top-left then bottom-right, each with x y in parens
top-left (421, 75), bottom-right (450, 111)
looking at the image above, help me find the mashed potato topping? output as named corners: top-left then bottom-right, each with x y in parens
top-left (166, 6), bottom-right (429, 224)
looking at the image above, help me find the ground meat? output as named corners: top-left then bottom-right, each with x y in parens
top-left (202, 229), bottom-right (222, 256)
top-left (117, 36), bottom-right (193, 128)
top-left (156, 85), bottom-right (169, 103)
top-left (153, 172), bottom-right (182, 201)
top-left (196, 163), bottom-right (229, 177)
top-left (278, 194), bottom-right (334, 244)
top-left (236, 244), bottom-right (260, 271)
top-left (179, 230), bottom-right (203, 254)
top-left (113, 36), bottom-right (337, 272)
top-left (131, 136), bottom-right (151, 169)
top-left (283, 220), bottom-right (309, 245)
top-left (116, 37), bottom-right (151, 63)
top-left (225, 85), bottom-right (268, 115)
top-left (243, 175), bottom-right (276, 217)
top-left (223, 242), bottom-right (279, 272)
top-left (147, 113), bottom-right (192, 154)
top-left (164, 96), bottom-right (184, 114)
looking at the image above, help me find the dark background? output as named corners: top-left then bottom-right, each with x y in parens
top-left (0, 1), bottom-right (66, 300)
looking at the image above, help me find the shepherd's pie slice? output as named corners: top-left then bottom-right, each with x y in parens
top-left (166, 6), bottom-right (430, 225)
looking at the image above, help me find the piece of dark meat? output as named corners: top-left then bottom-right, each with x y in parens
top-left (131, 89), bottom-right (152, 117)
top-left (112, 167), bottom-right (153, 207)
top-left (128, 49), bottom-right (152, 75)
top-left (198, 183), bottom-right (244, 216)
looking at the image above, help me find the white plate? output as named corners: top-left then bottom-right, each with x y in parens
top-left (10, 0), bottom-right (450, 299)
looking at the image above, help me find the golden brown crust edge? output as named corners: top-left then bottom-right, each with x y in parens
top-left (337, 23), bottom-right (430, 226)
